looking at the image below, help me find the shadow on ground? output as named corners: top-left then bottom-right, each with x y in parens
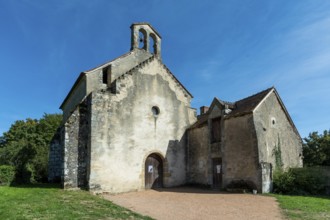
top-left (9, 183), bottom-right (61, 189)
top-left (152, 185), bottom-right (230, 194)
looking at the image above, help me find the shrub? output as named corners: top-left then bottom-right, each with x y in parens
top-left (0, 165), bottom-right (15, 185)
top-left (273, 169), bottom-right (296, 194)
top-left (273, 167), bottom-right (330, 195)
top-left (291, 167), bottom-right (327, 195)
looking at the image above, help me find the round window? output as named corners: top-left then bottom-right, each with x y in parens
top-left (151, 106), bottom-right (160, 117)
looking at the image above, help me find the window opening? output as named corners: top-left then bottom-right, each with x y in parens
top-left (152, 106), bottom-right (160, 117)
top-left (102, 67), bottom-right (108, 84)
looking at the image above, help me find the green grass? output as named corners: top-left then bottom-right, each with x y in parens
top-left (272, 194), bottom-right (330, 220)
top-left (0, 184), bottom-right (153, 220)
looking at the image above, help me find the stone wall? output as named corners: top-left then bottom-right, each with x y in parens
top-left (253, 91), bottom-right (303, 169)
top-left (187, 124), bottom-right (210, 185)
top-left (63, 99), bottom-right (90, 189)
top-left (48, 127), bottom-right (64, 183)
top-left (61, 49), bottom-right (152, 122)
top-left (223, 114), bottom-right (260, 191)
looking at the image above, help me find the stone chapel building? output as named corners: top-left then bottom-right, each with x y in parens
top-left (48, 23), bottom-right (303, 194)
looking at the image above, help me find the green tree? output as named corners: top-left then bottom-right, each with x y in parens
top-left (0, 113), bottom-right (62, 183)
top-left (303, 130), bottom-right (330, 167)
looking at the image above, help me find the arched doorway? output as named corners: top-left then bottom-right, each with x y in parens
top-left (145, 153), bottom-right (163, 189)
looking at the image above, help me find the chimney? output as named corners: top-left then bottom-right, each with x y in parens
top-left (200, 106), bottom-right (209, 115)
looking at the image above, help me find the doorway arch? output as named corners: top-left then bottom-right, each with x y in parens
top-left (145, 153), bottom-right (163, 189)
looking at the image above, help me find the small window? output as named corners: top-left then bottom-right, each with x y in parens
top-left (152, 106), bottom-right (160, 117)
top-left (102, 68), bottom-right (108, 84)
top-left (271, 117), bottom-right (276, 127)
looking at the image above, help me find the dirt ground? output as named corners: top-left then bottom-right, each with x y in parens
top-left (103, 187), bottom-right (284, 220)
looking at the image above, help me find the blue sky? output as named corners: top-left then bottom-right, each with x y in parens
top-left (1, 0), bottom-right (330, 138)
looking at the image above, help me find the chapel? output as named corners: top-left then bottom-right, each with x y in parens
top-left (48, 23), bottom-right (302, 193)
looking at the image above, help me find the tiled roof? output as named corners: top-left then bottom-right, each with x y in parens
top-left (190, 113), bottom-right (209, 129)
top-left (189, 87), bottom-right (273, 129)
top-left (228, 87), bottom-right (273, 117)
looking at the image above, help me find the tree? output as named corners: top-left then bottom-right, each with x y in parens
top-left (303, 130), bottom-right (330, 167)
top-left (0, 113), bottom-right (62, 183)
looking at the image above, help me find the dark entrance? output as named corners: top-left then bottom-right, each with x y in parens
top-left (212, 158), bottom-right (222, 189)
top-left (145, 154), bottom-right (163, 189)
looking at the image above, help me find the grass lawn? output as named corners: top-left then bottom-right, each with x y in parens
top-left (0, 184), bottom-right (152, 220)
top-left (272, 194), bottom-right (330, 220)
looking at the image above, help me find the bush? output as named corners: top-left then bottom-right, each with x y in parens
top-left (0, 165), bottom-right (15, 185)
top-left (273, 167), bottom-right (330, 195)
top-left (273, 169), bottom-right (296, 194)
top-left (291, 167), bottom-right (327, 195)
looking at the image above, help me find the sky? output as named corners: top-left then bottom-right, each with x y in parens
top-left (0, 0), bottom-right (330, 139)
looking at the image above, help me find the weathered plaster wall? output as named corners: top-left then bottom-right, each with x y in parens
top-left (223, 115), bottom-right (260, 191)
top-left (253, 92), bottom-right (303, 169)
top-left (88, 58), bottom-right (195, 193)
top-left (187, 124), bottom-right (209, 185)
top-left (61, 50), bottom-right (152, 122)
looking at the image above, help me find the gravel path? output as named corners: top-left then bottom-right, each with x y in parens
top-left (104, 187), bottom-right (284, 220)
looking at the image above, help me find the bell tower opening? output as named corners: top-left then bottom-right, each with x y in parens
top-left (130, 23), bottom-right (162, 59)
top-left (138, 28), bottom-right (147, 50)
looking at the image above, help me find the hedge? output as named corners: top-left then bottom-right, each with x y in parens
top-left (273, 166), bottom-right (330, 195)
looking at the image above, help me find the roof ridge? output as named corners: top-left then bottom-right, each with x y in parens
top-left (214, 97), bottom-right (235, 106)
top-left (235, 87), bottom-right (273, 104)
top-left (84, 51), bottom-right (134, 73)
top-left (120, 55), bottom-right (156, 77)
top-left (155, 59), bottom-right (193, 98)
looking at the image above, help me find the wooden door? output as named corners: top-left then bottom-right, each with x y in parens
top-left (145, 154), bottom-right (163, 189)
top-left (212, 158), bottom-right (222, 189)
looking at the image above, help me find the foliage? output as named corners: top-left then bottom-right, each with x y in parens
top-left (291, 167), bottom-right (329, 195)
top-left (0, 184), bottom-right (152, 220)
top-left (273, 167), bottom-right (330, 195)
top-left (272, 135), bottom-right (283, 171)
top-left (0, 113), bottom-right (62, 183)
top-left (0, 165), bottom-right (15, 185)
top-left (273, 169), bottom-right (295, 194)
top-left (303, 130), bottom-right (330, 167)
top-left (272, 194), bottom-right (330, 220)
